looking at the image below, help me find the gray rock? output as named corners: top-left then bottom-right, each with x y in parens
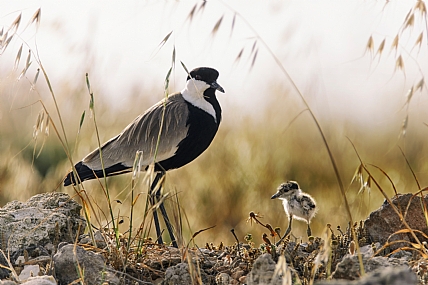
top-left (18, 265), bottom-right (40, 280)
top-left (162, 262), bottom-right (212, 285)
top-left (79, 231), bottom-right (107, 249)
top-left (246, 253), bottom-right (283, 285)
top-left (332, 254), bottom-right (409, 280)
top-left (215, 272), bottom-right (232, 284)
top-left (21, 276), bottom-right (57, 285)
top-left (0, 280), bottom-right (18, 285)
top-left (53, 244), bottom-right (119, 285)
top-left (315, 266), bottom-right (417, 285)
top-left (0, 193), bottom-right (86, 254)
top-left (163, 263), bottom-right (192, 285)
top-left (364, 193), bottom-right (428, 250)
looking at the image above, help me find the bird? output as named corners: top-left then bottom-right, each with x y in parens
top-left (271, 181), bottom-right (317, 246)
top-left (63, 67), bottom-right (225, 247)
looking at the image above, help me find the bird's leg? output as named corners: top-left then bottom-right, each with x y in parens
top-left (275, 215), bottom-right (293, 246)
top-left (149, 173), bottom-right (164, 245)
top-left (152, 171), bottom-right (178, 247)
top-left (307, 223), bottom-right (312, 237)
top-left (284, 214), bottom-right (293, 237)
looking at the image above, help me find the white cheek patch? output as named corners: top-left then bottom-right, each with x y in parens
top-left (181, 79), bottom-right (217, 122)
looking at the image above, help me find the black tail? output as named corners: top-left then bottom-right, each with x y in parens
top-left (63, 161), bottom-right (132, 186)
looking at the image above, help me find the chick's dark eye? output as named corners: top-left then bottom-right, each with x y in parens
top-left (195, 75), bottom-right (201, 80)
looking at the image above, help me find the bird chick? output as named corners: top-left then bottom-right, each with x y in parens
top-left (271, 181), bottom-right (317, 245)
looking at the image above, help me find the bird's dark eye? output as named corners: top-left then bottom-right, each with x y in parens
top-left (195, 75), bottom-right (202, 80)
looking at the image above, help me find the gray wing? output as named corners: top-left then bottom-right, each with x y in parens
top-left (82, 93), bottom-right (189, 170)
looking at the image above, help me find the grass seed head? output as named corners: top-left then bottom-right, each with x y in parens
top-left (365, 36), bottom-right (374, 56)
top-left (405, 86), bottom-right (414, 104)
top-left (395, 55), bottom-right (405, 74)
top-left (9, 13), bottom-right (22, 34)
top-left (404, 13), bottom-right (415, 30)
top-left (414, 32), bottom-right (423, 50)
top-left (415, 1), bottom-right (427, 15)
top-left (14, 44), bottom-right (23, 71)
top-left (391, 34), bottom-right (399, 52)
top-left (29, 8), bottom-right (41, 30)
top-left (211, 15), bottom-right (224, 37)
top-left (375, 39), bottom-right (385, 58)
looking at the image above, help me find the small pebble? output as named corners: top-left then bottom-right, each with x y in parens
top-left (18, 265), bottom-right (40, 281)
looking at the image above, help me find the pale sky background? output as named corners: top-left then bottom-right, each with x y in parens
top-left (1, 0), bottom-right (427, 128)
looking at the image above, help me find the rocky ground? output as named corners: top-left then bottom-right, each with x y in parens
top-left (0, 192), bottom-right (427, 285)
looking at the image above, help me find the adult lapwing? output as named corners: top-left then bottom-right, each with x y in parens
top-left (271, 181), bottom-right (317, 246)
top-left (64, 67), bottom-right (224, 247)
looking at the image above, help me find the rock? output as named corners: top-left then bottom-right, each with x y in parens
top-left (163, 263), bottom-right (192, 285)
top-left (15, 256), bottom-right (26, 265)
top-left (246, 253), bottom-right (283, 285)
top-left (162, 262), bottom-right (212, 285)
top-left (18, 265), bottom-right (40, 280)
top-left (364, 193), bottom-right (428, 250)
top-left (44, 243), bottom-right (55, 255)
top-left (0, 280), bottom-right (17, 285)
top-left (0, 193), bottom-right (86, 254)
top-left (79, 231), bottom-right (107, 249)
top-left (53, 244), bottom-right (119, 285)
top-left (21, 276), bottom-right (57, 285)
top-left (215, 272), bottom-right (232, 284)
top-left (332, 253), bottom-right (410, 280)
top-left (315, 266), bottom-right (417, 285)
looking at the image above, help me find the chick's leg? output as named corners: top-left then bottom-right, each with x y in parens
top-left (307, 223), bottom-right (312, 237)
top-left (276, 215), bottom-right (293, 246)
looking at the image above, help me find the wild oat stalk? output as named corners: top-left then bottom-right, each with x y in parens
top-left (124, 150), bottom-right (144, 267)
top-left (85, 73), bottom-right (120, 248)
top-left (152, 34), bottom-right (176, 167)
top-left (146, 43), bottom-right (187, 247)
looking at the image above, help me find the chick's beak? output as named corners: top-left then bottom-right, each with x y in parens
top-left (271, 192), bottom-right (280, 199)
top-left (211, 81), bottom-right (225, 93)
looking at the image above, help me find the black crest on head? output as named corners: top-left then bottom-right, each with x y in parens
top-left (279, 181), bottom-right (299, 192)
top-left (187, 67), bottom-right (219, 84)
top-left (288, 181), bottom-right (299, 190)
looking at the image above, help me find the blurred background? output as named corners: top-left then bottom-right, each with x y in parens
top-left (0, 0), bottom-right (427, 245)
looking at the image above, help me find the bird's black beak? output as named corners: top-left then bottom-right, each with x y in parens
top-left (211, 81), bottom-right (225, 93)
top-left (271, 193), bottom-right (279, 199)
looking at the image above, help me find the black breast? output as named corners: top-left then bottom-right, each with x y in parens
top-left (155, 102), bottom-right (220, 171)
